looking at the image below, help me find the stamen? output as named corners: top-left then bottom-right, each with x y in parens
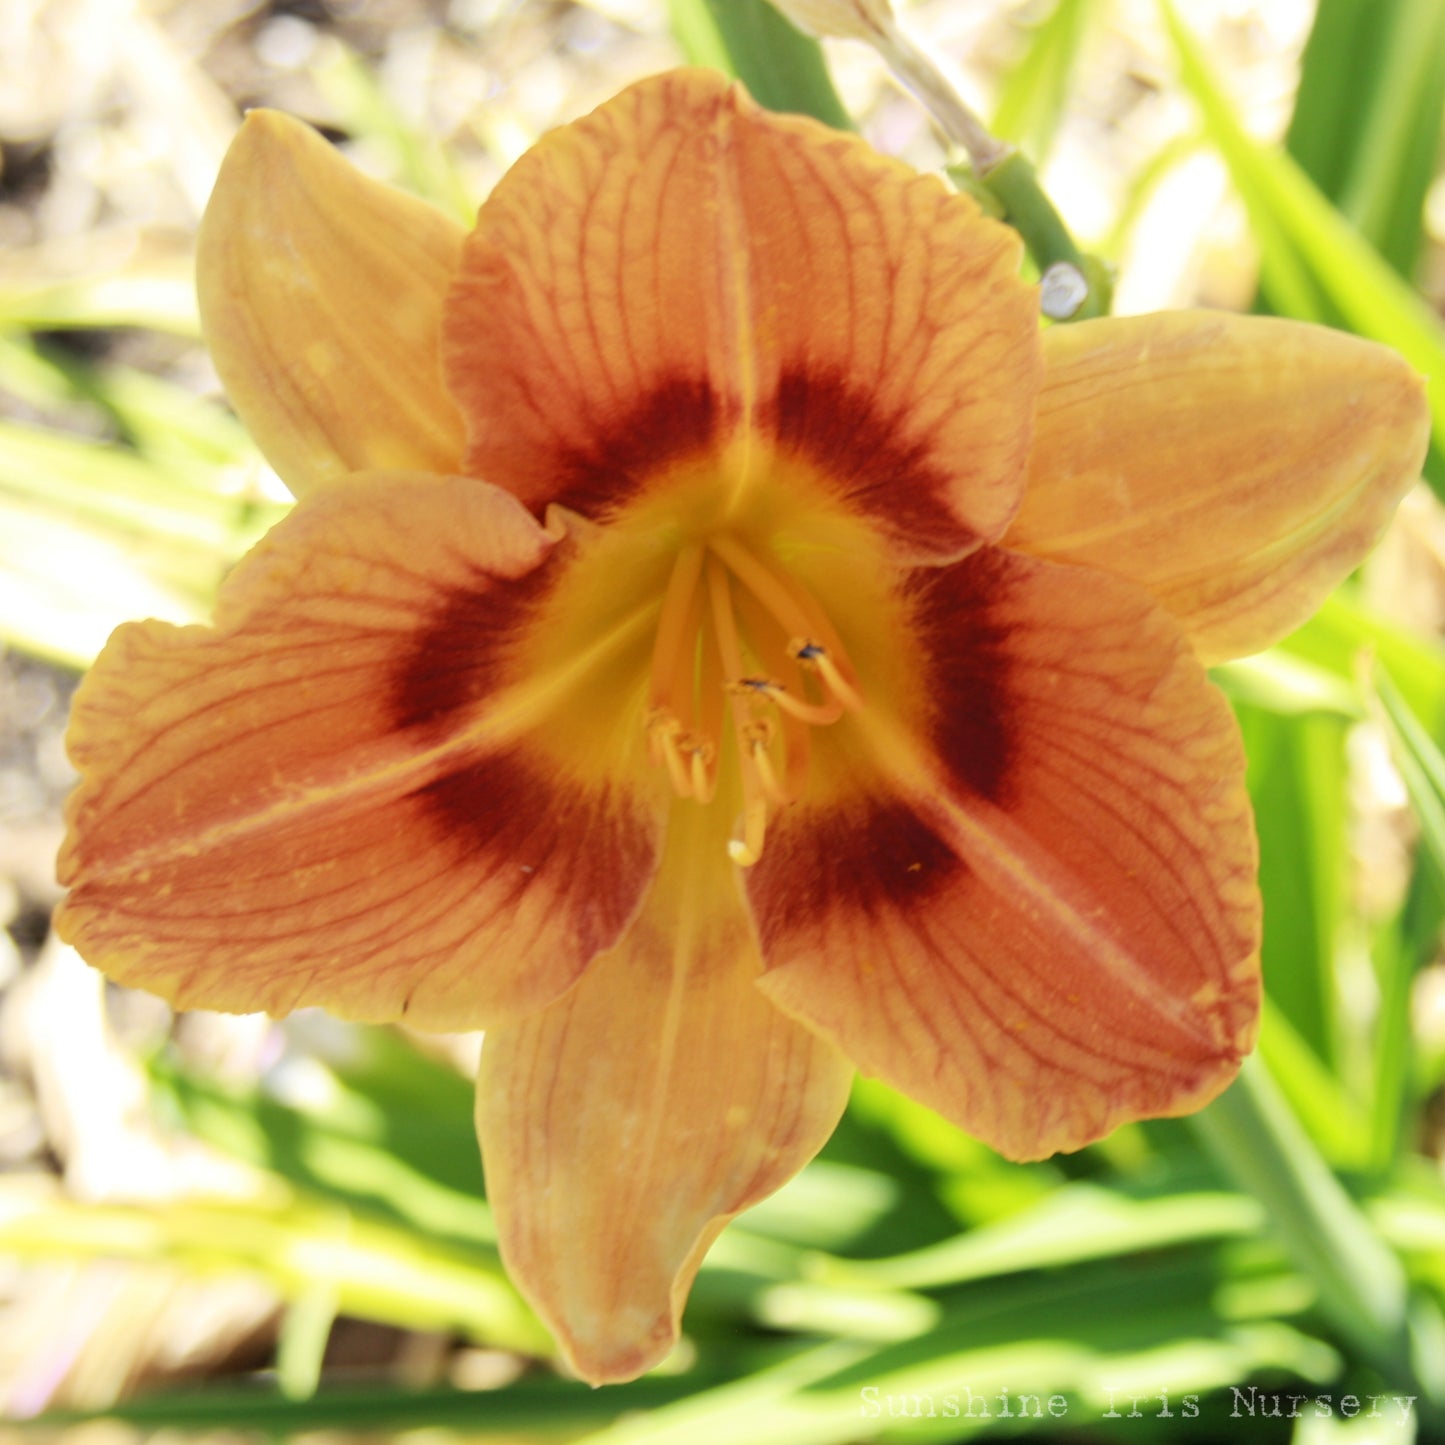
top-left (728, 794), bottom-right (767, 867)
top-left (652, 715), bottom-right (694, 798)
top-left (649, 543), bottom-right (705, 712)
top-left (708, 533), bottom-right (816, 641)
top-left (746, 725), bottom-right (790, 807)
top-left (688, 738), bottom-right (717, 804)
top-left (695, 596), bottom-right (726, 800)
top-left (732, 584), bottom-right (812, 801)
top-left (766, 682), bottom-right (845, 727)
top-left (646, 544), bottom-right (711, 804)
top-left (708, 557), bottom-right (772, 869)
top-left (818, 654), bottom-right (865, 713)
top-left (710, 533), bottom-right (866, 710)
top-left (642, 533), bottom-right (866, 862)
top-left (730, 675), bottom-right (843, 726)
top-left (791, 638), bottom-right (865, 714)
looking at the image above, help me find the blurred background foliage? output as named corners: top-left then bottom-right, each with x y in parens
top-left (3, 0), bottom-right (1445, 1440)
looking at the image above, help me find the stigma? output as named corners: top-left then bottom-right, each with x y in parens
top-left (645, 534), bottom-right (864, 865)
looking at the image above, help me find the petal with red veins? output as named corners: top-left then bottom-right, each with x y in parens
top-left (57, 473), bottom-right (663, 1027)
top-left (197, 111), bottom-right (468, 496)
top-left (444, 69), bottom-right (1040, 561)
top-left (1005, 311), bottom-right (1429, 665)
top-left (748, 547), bottom-right (1260, 1161)
top-left (476, 803), bottom-right (853, 1385)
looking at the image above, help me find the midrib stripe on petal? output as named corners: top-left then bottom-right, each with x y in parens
top-left (70, 595), bottom-right (660, 884)
top-left (853, 706), bottom-right (1249, 1055)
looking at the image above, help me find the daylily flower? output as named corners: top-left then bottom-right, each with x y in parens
top-left (58, 69), bottom-right (1427, 1384)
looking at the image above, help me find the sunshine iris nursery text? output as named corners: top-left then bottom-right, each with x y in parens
top-left (857, 1386), bottom-right (1417, 1422)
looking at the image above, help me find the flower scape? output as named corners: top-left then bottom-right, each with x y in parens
top-left (56, 69), bottom-right (1428, 1383)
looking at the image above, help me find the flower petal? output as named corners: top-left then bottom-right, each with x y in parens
top-left (444, 69), bottom-right (1040, 561)
top-left (57, 474), bottom-right (662, 1027)
top-left (476, 803), bottom-right (853, 1384)
top-left (197, 112), bottom-right (468, 495)
top-left (747, 547), bottom-right (1260, 1160)
top-left (1004, 312), bottom-right (1429, 665)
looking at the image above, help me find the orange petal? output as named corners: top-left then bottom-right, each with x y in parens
top-left (1004, 312), bottom-right (1429, 665)
top-left (57, 473), bottom-right (662, 1027)
top-left (445, 69), bottom-right (1041, 561)
top-left (476, 802), bottom-right (853, 1384)
top-left (748, 547), bottom-right (1260, 1160)
top-left (197, 112), bottom-right (468, 496)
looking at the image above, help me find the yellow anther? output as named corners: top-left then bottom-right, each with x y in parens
top-left (688, 739), bottom-right (718, 804)
top-left (791, 638), bottom-right (864, 713)
top-left (744, 713), bottom-right (775, 742)
top-left (647, 709), bottom-right (694, 798)
top-left (730, 676), bottom-right (776, 697)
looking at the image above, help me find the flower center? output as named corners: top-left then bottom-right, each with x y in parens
top-left (644, 533), bottom-right (864, 866)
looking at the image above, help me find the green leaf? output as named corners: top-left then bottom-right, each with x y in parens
top-left (1235, 706), bottom-right (1348, 1067)
top-left (35, 1262), bottom-right (1340, 1441)
top-left (0, 1189), bottom-right (549, 1355)
top-left (0, 495), bottom-right (198, 666)
top-left (1287, 0), bottom-right (1445, 280)
top-left (1159, 0), bottom-right (1445, 499)
top-left (1211, 650), bottom-right (1359, 719)
top-left (809, 1185), bottom-right (1263, 1292)
top-left (154, 1037), bottom-right (495, 1251)
top-left (1255, 1000), bottom-right (1371, 1170)
top-left (0, 419), bottom-right (284, 663)
top-left (0, 253), bottom-right (199, 335)
top-left (313, 42), bottom-right (477, 223)
top-left (668, 0), bottom-right (853, 128)
top-left (1191, 1059), bottom-right (1427, 1398)
top-left (991, 0), bottom-right (1094, 163)
top-left (1280, 592), bottom-right (1445, 737)
top-left (1372, 856), bottom-right (1445, 1169)
top-left (575, 1260), bottom-right (1336, 1445)
top-left (32, 1375), bottom-right (706, 1436)
top-left (1366, 664), bottom-right (1445, 1172)
top-left (1372, 663), bottom-right (1445, 882)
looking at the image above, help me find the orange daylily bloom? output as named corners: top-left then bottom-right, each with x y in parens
top-left (58, 70), bottom-right (1427, 1383)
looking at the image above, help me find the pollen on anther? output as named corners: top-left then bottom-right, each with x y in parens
top-left (791, 638), bottom-right (864, 714)
top-left (647, 708), bottom-right (694, 798)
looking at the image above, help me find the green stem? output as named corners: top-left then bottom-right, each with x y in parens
top-left (960, 150), bottom-right (1113, 319)
top-left (978, 152), bottom-right (1081, 269)
top-left (866, 13), bottom-right (1111, 319)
